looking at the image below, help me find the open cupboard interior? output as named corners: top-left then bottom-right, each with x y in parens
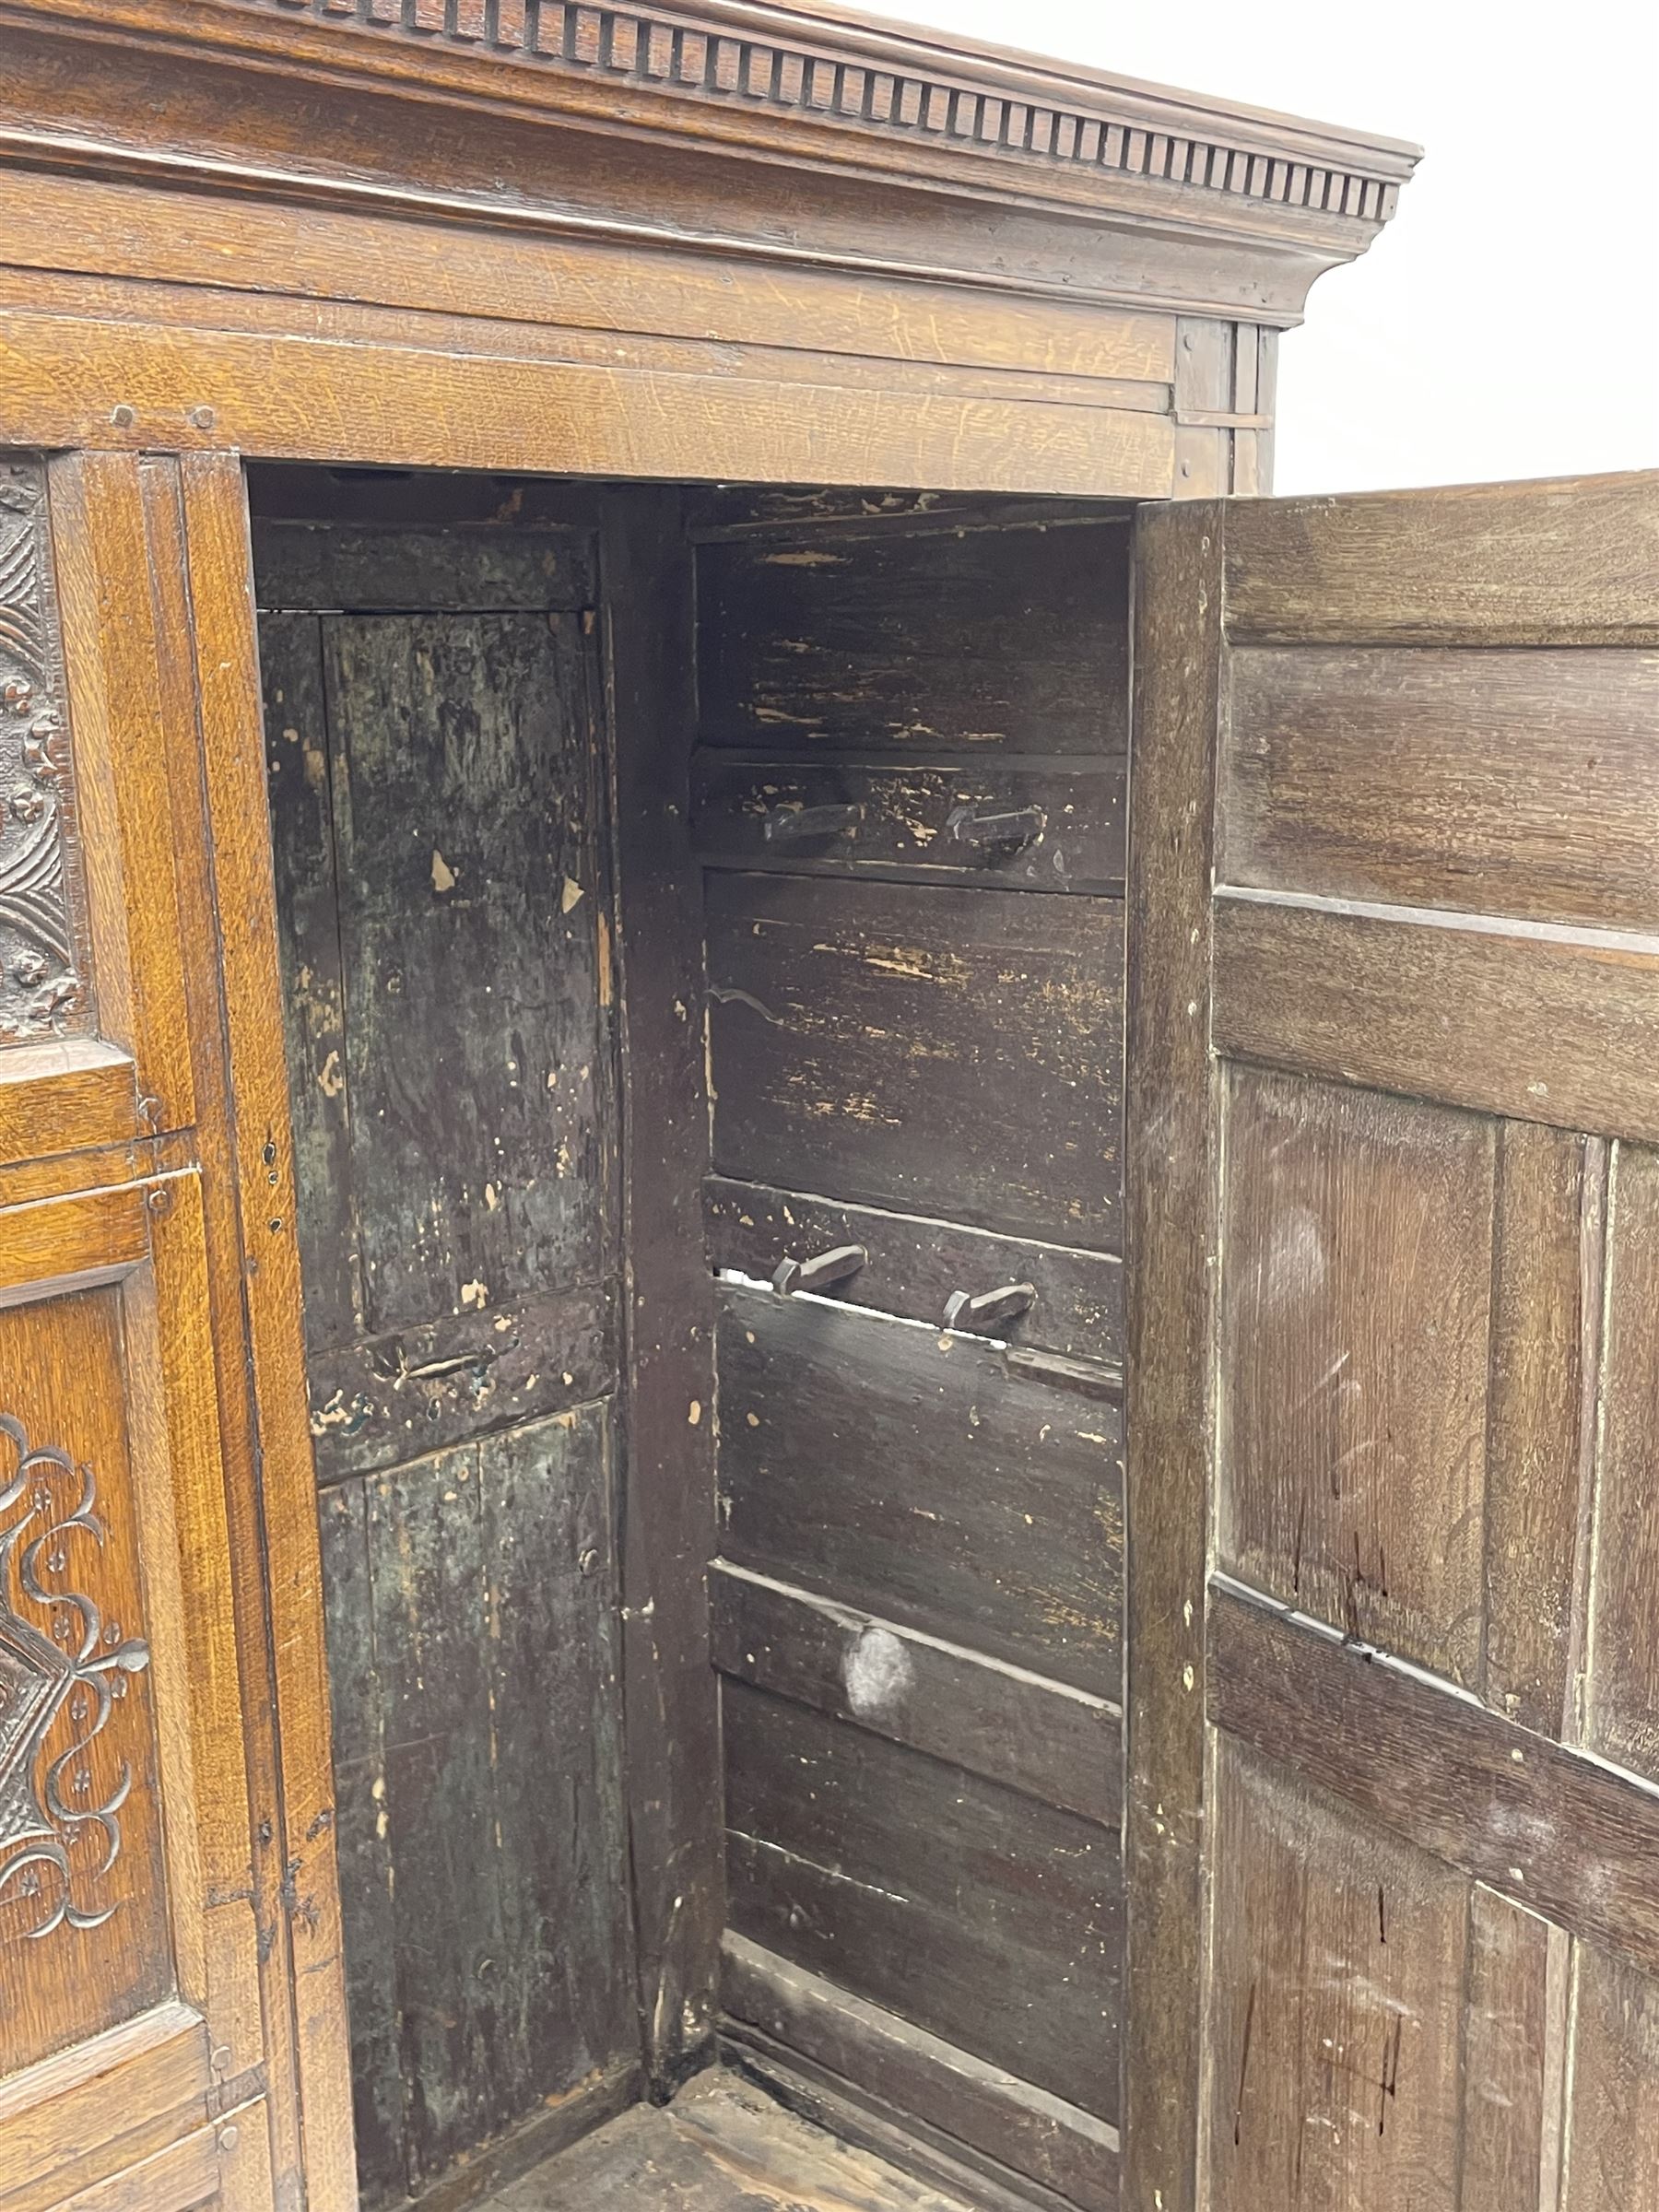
top-left (248, 465), bottom-right (1133, 2211)
top-left (7, 7), bottom-right (1659, 2211)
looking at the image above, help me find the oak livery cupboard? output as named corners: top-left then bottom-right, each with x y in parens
top-left (0, 5), bottom-right (1654, 2210)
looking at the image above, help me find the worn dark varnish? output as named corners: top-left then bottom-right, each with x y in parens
top-left (697, 520), bottom-right (1129, 753)
top-left (704, 1174), bottom-right (1124, 1368)
top-left (706, 871), bottom-right (1124, 1248)
top-left (260, 516), bottom-right (635, 2206)
top-left (600, 486), bottom-right (725, 2093)
top-left (717, 1285), bottom-right (1123, 1697)
top-left (723, 1679), bottom-right (1123, 2122)
top-left (710, 1564), bottom-right (1122, 1828)
top-left (322, 1408), bottom-right (634, 2199)
top-left (691, 750), bottom-right (1126, 894)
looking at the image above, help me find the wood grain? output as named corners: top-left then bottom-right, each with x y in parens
top-left (704, 1173), bottom-right (1124, 1366)
top-left (717, 1284), bottom-right (1123, 1697)
top-left (698, 522), bottom-right (1129, 754)
top-left (1221, 646), bottom-right (1659, 930)
top-left (600, 486), bottom-right (724, 2090)
top-left (1204, 1734), bottom-right (1468, 2211)
top-left (690, 751), bottom-right (1125, 895)
top-left (1218, 1065), bottom-right (1494, 1682)
top-left (707, 871), bottom-right (1124, 1248)
top-left (722, 1934), bottom-right (1122, 2212)
top-left (1120, 500), bottom-right (1223, 2212)
top-left (1225, 476), bottom-right (1659, 646)
top-left (724, 1680), bottom-right (1122, 2120)
top-left (1586, 1139), bottom-right (1659, 1781)
top-left (1213, 892), bottom-right (1659, 1144)
top-left (1210, 1583), bottom-right (1659, 1982)
top-left (710, 1563), bottom-right (1122, 1827)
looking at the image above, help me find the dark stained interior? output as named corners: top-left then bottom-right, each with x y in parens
top-left (250, 464), bottom-right (1131, 2212)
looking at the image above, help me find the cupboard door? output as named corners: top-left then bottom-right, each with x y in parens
top-left (0, 452), bottom-right (351, 2212)
top-left (1125, 472), bottom-right (1659, 2212)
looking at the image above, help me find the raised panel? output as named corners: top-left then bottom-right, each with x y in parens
top-left (1221, 647), bottom-right (1659, 931)
top-left (717, 1285), bottom-right (1123, 1697)
top-left (697, 521), bottom-right (1130, 753)
top-left (707, 872), bottom-right (1124, 1247)
top-left (1585, 1139), bottom-right (1659, 1780)
top-left (1217, 1067), bottom-right (1493, 1681)
top-left (0, 1283), bottom-right (170, 2077)
top-left (1205, 1735), bottom-right (1468, 2211)
top-left (1564, 1944), bottom-right (1659, 2209)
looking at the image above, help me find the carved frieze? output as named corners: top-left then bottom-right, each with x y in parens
top-left (0, 458), bottom-right (91, 1046)
top-left (0, 1411), bottom-right (151, 1939)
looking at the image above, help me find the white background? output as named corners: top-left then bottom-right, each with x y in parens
top-left (876, 0), bottom-right (1659, 494)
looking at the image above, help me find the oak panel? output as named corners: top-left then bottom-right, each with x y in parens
top-left (704, 1174), bottom-right (1124, 1367)
top-left (1209, 1585), bottom-right (1659, 1981)
top-left (0, 312), bottom-right (1178, 498)
top-left (1221, 646), bottom-right (1659, 930)
top-left (724, 1681), bottom-right (1122, 2121)
top-left (698, 522), bottom-right (1130, 754)
top-left (1213, 894), bottom-right (1659, 1144)
top-left (320, 608), bottom-right (605, 1336)
top-left (722, 1934), bottom-right (1122, 2212)
top-left (1218, 1066), bottom-right (1493, 1683)
top-left (1563, 1945), bottom-right (1659, 2210)
top-left (710, 1563), bottom-right (1122, 1827)
top-left (717, 1285), bottom-right (1123, 1696)
top-left (690, 751), bottom-right (1126, 894)
top-left (1586, 1140), bottom-right (1659, 1781)
top-left (1224, 476), bottom-right (1659, 646)
top-left (1205, 1735), bottom-right (1467, 2212)
top-left (707, 872), bottom-right (1124, 1248)
top-left (0, 1285), bottom-right (171, 2077)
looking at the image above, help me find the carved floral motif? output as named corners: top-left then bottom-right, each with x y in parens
top-left (0, 1411), bottom-right (150, 1939)
top-left (0, 459), bottom-right (90, 1045)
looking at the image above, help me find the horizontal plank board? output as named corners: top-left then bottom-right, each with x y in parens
top-left (722, 1935), bottom-right (1121, 2212)
top-left (0, 1179), bottom-right (150, 1303)
top-left (304, 1280), bottom-right (618, 1487)
top-left (724, 1681), bottom-right (1122, 2121)
top-left (1208, 1580), bottom-right (1659, 1982)
top-left (1221, 645), bottom-right (1659, 932)
top-left (698, 522), bottom-right (1130, 753)
top-left (705, 1175), bottom-right (1124, 1365)
top-left (707, 872), bottom-right (1124, 1248)
top-left (691, 751), bottom-right (1124, 892)
top-left (1212, 891), bottom-right (1659, 1143)
top-left (0, 1039), bottom-right (139, 1170)
top-left (711, 1563), bottom-right (1121, 1826)
top-left (1224, 474), bottom-right (1659, 645)
top-left (0, 170), bottom-right (1178, 390)
top-left (0, 310), bottom-right (1179, 499)
top-left (0, 2003), bottom-right (207, 2212)
top-left (252, 520), bottom-right (596, 609)
top-left (688, 488), bottom-right (1138, 541)
top-left (718, 1284), bottom-right (1123, 1696)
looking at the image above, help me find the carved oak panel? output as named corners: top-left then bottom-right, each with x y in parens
top-left (0, 455), bottom-right (92, 1047)
top-left (0, 1287), bottom-right (170, 2081)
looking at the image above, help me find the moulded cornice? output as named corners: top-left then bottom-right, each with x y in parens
top-left (4, 0), bottom-right (1418, 253)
